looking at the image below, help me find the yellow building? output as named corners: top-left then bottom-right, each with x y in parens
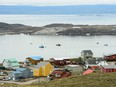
top-left (33, 62), bottom-right (54, 76)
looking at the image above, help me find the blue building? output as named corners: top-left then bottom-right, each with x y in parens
top-left (8, 68), bottom-right (33, 81)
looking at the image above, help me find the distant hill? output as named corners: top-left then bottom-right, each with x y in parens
top-left (34, 23), bottom-right (116, 35)
top-left (0, 5), bottom-right (116, 14)
top-left (0, 22), bottom-right (42, 35)
top-left (1, 22), bottom-right (116, 35)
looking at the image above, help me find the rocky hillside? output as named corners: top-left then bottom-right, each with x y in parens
top-left (57, 25), bottom-right (116, 35)
top-left (0, 22), bottom-right (42, 35)
top-left (34, 24), bottom-right (116, 35)
top-left (1, 22), bottom-right (116, 35)
top-left (33, 24), bottom-right (73, 35)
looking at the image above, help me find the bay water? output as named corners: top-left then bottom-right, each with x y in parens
top-left (0, 14), bottom-right (116, 26)
top-left (0, 35), bottom-right (116, 62)
top-left (0, 14), bottom-right (116, 62)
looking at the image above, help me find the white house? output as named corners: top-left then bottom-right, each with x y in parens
top-left (3, 58), bottom-right (19, 69)
top-left (84, 58), bottom-right (108, 69)
top-left (97, 58), bottom-right (108, 66)
top-left (64, 65), bottom-right (83, 73)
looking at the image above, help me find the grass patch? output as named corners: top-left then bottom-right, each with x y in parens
top-left (0, 72), bottom-right (116, 87)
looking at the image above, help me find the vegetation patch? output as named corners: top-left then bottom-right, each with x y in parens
top-left (0, 72), bottom-right (116, 87)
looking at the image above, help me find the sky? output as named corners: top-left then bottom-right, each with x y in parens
top-left (0, 0), bottom-right (116, 6)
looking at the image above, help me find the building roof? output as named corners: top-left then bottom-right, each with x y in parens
top-left (5, 58), bottom-right (17, 62)
top-left (34, 62), bottom-right (50, 69)
top-left (11, 63), bottom-right (19, 67)
top-left (87, 59), bottom-right (97, 65)
top-left (53, 58), bottom-right (63, 60)
top-left (52, 57), bottom-right (71, 60)
top-left (102, 65), bottom-right (116, 68)
top-left (52, 70), bottom-right (64, 75)
top-left (82, 69), bottom-right (93, 75)
top-left (4, 58), bottom-right (19, 67)
top-left (16, 68), bottom-right (28, 71)
top-left (11, 71), bottom-right (21, 74)
top-left (28, 56), bottom-right (43, 60)
top-left (105, 54), bottom-right (116, 57)
top-left (97, 58), bottom-right (105, 61)
top-left (66, 65), bottom-right (81, 67)
top-left (81, 50), bottom-right (93, 54)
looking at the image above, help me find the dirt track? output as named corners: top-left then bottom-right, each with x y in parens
top-left (0, 79), bottom-right (38, 85)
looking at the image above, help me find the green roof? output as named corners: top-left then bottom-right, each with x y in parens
top-left (6, 58), bottom-right (17, 61)
top-left (11, 62), bottom-right (19, 67)
top-left (5, 58), bottom-right (19, 67)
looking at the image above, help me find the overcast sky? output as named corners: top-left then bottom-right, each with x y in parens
top-left (0, 0), bottom-right (116, 6)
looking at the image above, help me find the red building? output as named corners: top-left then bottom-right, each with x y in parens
top-left (50, 70), bottom-right (71, 79)
top-left (104, 54), bottom-right (116, 61)
top-left (50, 58), bottom-right (71, 66)
top-left (101, 65), bottom-right (116, 73)
top-left (63, 59), bottom-right (71, 65)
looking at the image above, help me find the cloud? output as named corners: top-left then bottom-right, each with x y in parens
top-left (0, 0), bottom-right (116, 6)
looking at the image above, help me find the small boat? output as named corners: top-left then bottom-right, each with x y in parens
top-left (56, 44), bottom-right (61, 46)
top-left (39, 45), bottom-right (45, 48)
top-left (86, 33), bottom-right (90, 36)
top-left (104, 44), bottom-right (108, 46)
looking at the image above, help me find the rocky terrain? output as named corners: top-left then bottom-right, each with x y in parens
top-left (0, 22), bottom-right (42, 35)
top-left (1, 22), bottom-right (116, 35)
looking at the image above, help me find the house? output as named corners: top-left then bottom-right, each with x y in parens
top-left (3, 58), bottom-right (19, 69)
top-left (26, 56), bottom-right (44, 65)
top-left (97, 58), bottom-right (108, 66)
top-left (33, 62), bottom-right (53, 77)
top-left (8, 71), bottom-right (21, 81)
top-left (84, 58), bottom-right (108, 69)
top-left (84, 59), bottom-right (97, 69)
top-left (81, 50), bottom-right (93, 62)
top-left (50, 58), bottom-right (65, 66)
top-left (104, 54), bottom-right (116, 61)
top-left (8, 68), bottom-right (33, 81)
top-left (50, 58), bottom-right (71, 67)
top-left (64, 65), bottom-right (83, 73)
top-left (15, 68), bottom-right (33, 78)
top-left (100, 65), bottom-right (116, 73)
top-left (50, 70), bottom-right (71, 79)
